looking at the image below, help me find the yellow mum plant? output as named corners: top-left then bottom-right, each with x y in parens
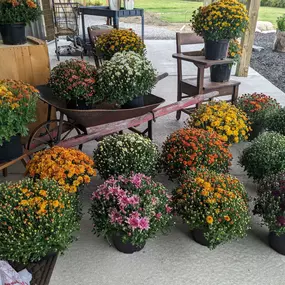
top-left (95, 29), bottom-right (146, 60)
top-left (26, 146), bottom-right (96, 193)
top-left (172, 169), bottom-right (250, 249)
top-left (187, 101), bottom-right (251, 144)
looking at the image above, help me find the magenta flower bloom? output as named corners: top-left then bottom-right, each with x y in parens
top-left (139, 217), bottom-right (150, 230)
top-left (127, 216), bottom-right (140, 229)
top-left (109, 209), bottom-right (123, 224)
top-left (165, 205), bottom-right (172, 214)
top-left (277, 216), bottom-right (285, 226)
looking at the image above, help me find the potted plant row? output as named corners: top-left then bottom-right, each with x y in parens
top-left (191, 0), bottom-right (249, 60)
top-left (0, 0), bottom-right (42, 45)
top-left (0, 79), bottom-right (38, 163)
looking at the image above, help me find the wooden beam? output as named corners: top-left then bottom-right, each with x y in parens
top-left (236, 0), bottom-right (261, 77)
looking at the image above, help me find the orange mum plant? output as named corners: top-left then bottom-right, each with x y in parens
top-left (26, 146), bottom-right (96, 193)
top-left (161, 128), bottom-right (232, 180)
top-left (172, 169), bottom-right (250, 249)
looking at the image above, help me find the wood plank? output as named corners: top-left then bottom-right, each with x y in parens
top-left (236, 0), bottom-right (261, 77)
top-left (182, 78), bottom-right (240, 89)
top-left (172, 54), bottom-right (234, 67)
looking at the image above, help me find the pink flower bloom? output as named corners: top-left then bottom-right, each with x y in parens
top-left (151, 197), bottom-right (158, 205)
top-left (129, 195), bottom-right (140, 205)
top-left (156, 213), bottom-right (162, 220)
top-left (145, 190), bottom-right (151, 195)
top-left (119, 195), bottom-right (130, 208)
top-left (127, 216), bottom-right (140, 229)
top-left (165, 204), bottom-right (172, 214)
top-left (109, 209), bottom-right (123, 224)
top-left (130, 173), bottom-right (143, 188)
top-left (130, 211), bottom-right (140, 219)
top-left (138, 217), bottom-right (150, 230)
top-left (91, 191), bottom-right (100, 200)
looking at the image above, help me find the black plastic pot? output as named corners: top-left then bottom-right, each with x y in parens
top-left (192, 229), bottom-right (209, 247)
top-left (204, 39), bottom-right (229, 60)
top-left (66, 99), bottom-right (91, 110)
top-left (122, 96), bottom-right (144, 109)
top-left (9, 253), bottom-right (58, 285)
top-left (210, 64), bottom-right (232, 82)
top-left (0, 135), bottom-right (23, 163)
top-left (112, 233), bottom-right (145, 254)
top-left (0, 23), bottom-right (27, 45)
top-left (268, 232), bottom-right (285, 255)
top-left (248, 123), bottom-right (263, 141)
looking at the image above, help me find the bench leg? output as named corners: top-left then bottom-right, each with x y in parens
top-left (232, 85), bottom-right (239, 105)
top-left (176, 84), bottom-right (182, 120)
top-left (2, 168), bottom-right (7, 177)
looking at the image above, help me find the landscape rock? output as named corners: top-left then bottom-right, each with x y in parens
top-left (256, 21), bottom-right (275, 32)
top-left (273, 30), bottom-right (285, 53)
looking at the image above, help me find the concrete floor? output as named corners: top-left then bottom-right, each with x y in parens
top-left (2, 40), bottom-right (285, 285)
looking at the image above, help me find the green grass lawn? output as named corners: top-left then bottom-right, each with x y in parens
top-left (134, 0), bottom-right (285, 26)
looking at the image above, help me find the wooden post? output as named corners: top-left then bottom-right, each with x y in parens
top-left (203, 0), bottom-right (213, 5)
top-left (236, 0), bottom-right (261, 77)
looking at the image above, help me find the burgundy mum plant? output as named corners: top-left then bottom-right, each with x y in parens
top-left (89, 173), bottom-right (173, 246)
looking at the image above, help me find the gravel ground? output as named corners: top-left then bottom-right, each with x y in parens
top-left (251, 32), bottom-right (285, 93)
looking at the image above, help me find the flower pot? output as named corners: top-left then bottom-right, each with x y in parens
top-left (268, 232), bottom-right (285, 255)
top-left (109, 0), bottom-right (121, 10)
top-left (204, 39), bottom-right (229, 60)
top-left (66, 99), bottom-right (91, 110)
top-left (192, 229), bottom-right (209, 247)
top-left (248, 123), bottom-right (263, 141)
top-left (124, 0), bottom-right (134, 10)
top-left (112, 233), bottom-right (145, 254)
top-left (9, 253), bottom-right (58, 285)
top-left (0, 135), bottom-right (23, 163)
top-left (0, 23), bottom-right (27, 45)
top-left (122, 96), bottom-right (144, 109)
top-left (210, 64), bottom-right (232, 83)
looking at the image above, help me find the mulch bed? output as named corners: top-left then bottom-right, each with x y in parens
top-left (250, 32), bottom-right (285, 93)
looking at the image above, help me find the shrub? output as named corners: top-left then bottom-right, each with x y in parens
top-left (237, 93), bottom-right (280, 126)
top-left (239, 132), bottom-right (285, 182)
top-left (96, 51), bottom-right (157, 106)
top-left (0, 0), bottom-right (41, 24)
top-left (277, 15), bottom-right (285, 31)
top-left (161, 128), bottom-right (232, 180)
top-left (0, 178), bottom-right (79, 263)
top-left (191, 0), bottom-right (249, 41)
top-left (254, 172), bottom-right (285, 235)
top-left (95, 29), bottom-right (146, 60)
top-left (172, 169), bottom-right (250, 249)
top-left (187, 101), bottom-right (251, 144)
top-left (26, 146), bottom-right (96, 193)
top-left (0, 79), bottom-right (38, 145)
top-left (89, 173), bottom-right (173, 246)
top-left (265, 107), bottom-right (285, 135)
top-left (94, 133), bottom-right (160, 179)
top-left (49, 59), bottom-right (100, 106)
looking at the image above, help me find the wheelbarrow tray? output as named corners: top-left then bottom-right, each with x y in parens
top-left (37, 85), bottom-right (165, 128)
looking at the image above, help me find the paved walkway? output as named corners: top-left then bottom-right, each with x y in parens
top-left (2, 40), bottom-right (285, 285)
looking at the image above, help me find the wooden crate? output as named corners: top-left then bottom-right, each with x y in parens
top-left (0, 36), bottom-right (54, 139)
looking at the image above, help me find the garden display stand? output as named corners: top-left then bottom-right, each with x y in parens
top-left (173, 32), bottom-right (241, 120)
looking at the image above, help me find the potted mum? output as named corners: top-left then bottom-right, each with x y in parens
top-left (95, 29), bottom-right (145, 60)
top-left (265, 107), bottom-right (285, 136)
top-left (239, 132), bottom-right (285, 182)
top-left (0, 79), bottom-right (38, 163)
top-left (89, 173), bottom-right (173, 254)
top-left (254, 172), bottom-right (285, 255)
top-left (237, 93), bottom-right (280, 140)
top-left (210, 40), bottom-right (242, 83)
top-left (26, 146), bottom-right (96, 194)
top-left (0, 0), bottom-right (41, 45)
top-left (0, 178), bottom-right (79, 285)
top-left (172, 169), bottom-right (250, 249)
top-left (187, 101), bottom-right (251, 144)
top-left (49, 59), bottom-right (100, 110)
top-left (94, 133), bottom-right (160, 179)
top-left (96, 51), bottom-right (157, 108)
top-left (191, 0), bottom-right (249, 60)
top-left (161, 128), bottom-right (232, 181)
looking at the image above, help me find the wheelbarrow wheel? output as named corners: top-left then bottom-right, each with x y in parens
top-left (26, 119), bottom-right (85, 151)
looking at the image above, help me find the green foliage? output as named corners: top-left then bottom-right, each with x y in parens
top-left (172, 169), bottom-right (250, 249)
top-left (277, 14), bottom-right (285, 31)
top-left (239, 132), bottom-right (285, 182)
top-left (0, 178), bottom-right (79, 264)
top-left (0, 80), bottom-right (38, 145)
top-left (89, 174), bottom-right (173, 246)
top-left (254, 172), bottom-right (285, 235)
top-left (0, 0), bottom-right (42, 24)
top-left (261, 0), bottom-right (285, 8)
top-left (266, 107), bottom-right (285, 135)
top-left (94, 133), bottom-right (160, 179)
top-left (96, 51), bottom-right (157, 106)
